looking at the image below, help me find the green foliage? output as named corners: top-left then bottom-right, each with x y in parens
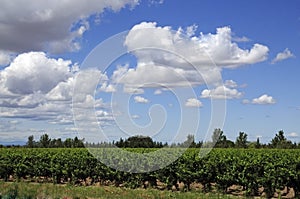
top-left (212, 128), bottom-right (223, 144)
top-left (3, 184), bottom-right (18, 199)
top-left (115, 135), bottom-right (164, 148)
top-left (270, 130), bottom-right (295, 149)
top-left (235, 132), bottom-right (248, 148)
top-left (0, 148), bottom-right (300, 197)
top-left (39, 134), bottom-right (50, 148)
top-left (255, 137), bottom-right (261, 149)
top-left (25, 134), bottom-right (85, 148)
top-left (26, 135), bottom-right (35, 148)
top-left (17, 129), bottom-right (300, 149)
top-left (212, 128), bottom-right (234, 148)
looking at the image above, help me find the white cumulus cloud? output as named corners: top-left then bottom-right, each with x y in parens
top-left (201, 85), bottom-right (243, 99)
top-left (1, 52), bottom-right (75, 95)
top-left (125, 22), bottom-right (269, 68)
top-left (252, 94), bottom-right (276, 105)
top-left (224, 80), bottom-right (238, 88)
top-left (0, 50), bottom-right (15, 66)
top-left (123, 86), bottom-right (144, 94)
top-left (0, 52), bottom-right (112, 127)
top-left (114, 22), bottom-right (269, 91)
top-left (112, 62), bottom-right (209, 88)
top-left (272, 48), bottom-right (295, 64)
top-left (134, 96), bottom-right (149, 103)
top-left (185, 98), bottom-right (203, 107)
top-left (99, 82), bottom-right (116, 93)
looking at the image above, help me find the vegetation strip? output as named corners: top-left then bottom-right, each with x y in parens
top-left (0, 148), bottom-right (300, 198)
top-left (0, 182), bottom-right (240, 199)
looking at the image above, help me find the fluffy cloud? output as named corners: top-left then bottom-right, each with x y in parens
top-left (98, 82), bottom-right (116, 93)
top-left (0, 50), bottom-right (14, 66)
top-left (0, 0), bottom-right (139, 53)
top-left (125, 22), bottom-right (269, 68)
top-left (224, 80), bottom-right (238, 88)
top-left (272, 48), bottom-right (295, 64)
top-left (185, 98), bottom-right (203, 107)
top-left (0, 52), bottom-right (112, 127)
top-left (46, 77), bottom-right (74, 101)
top-left (134, 96), bottom-right (149, 103)
top-left (123, 86), bottom-right (144, 94)
top-left (112, 62), bottom-right (210, 88)
top-left (252, 94), bottom-right (276, 105)
top-left (1, 52), bottom-right (75, 95)
top-left (200, 85), bottom-right (243, 99)
top-left (114, 22), bottom-right (269, 91)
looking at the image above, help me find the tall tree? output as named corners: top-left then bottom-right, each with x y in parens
top-left (49, 138), bottom-right (57, 148)
top-left (235, 132), bottom-right (248, 148)
top-left (182, 134), bottom-right (196, 148)
top-left (270, 130), bottom-right (294, 149)
top-left (39, 134), bottom-right (51, 148)
top-left (255, 137), bottom-right (261, 149)
top-left (56, 138), bottom-right (63, 148)
top-left (64, 138), bottom-right (72, 148)
top-left (73, 136), bottom-right (84, 148)
top-left (26, 135), bottom-right (35, 148)
top-left (212, 128), bottom-right (224, 144)
top-left (211, 128), bottom-right (233, 148)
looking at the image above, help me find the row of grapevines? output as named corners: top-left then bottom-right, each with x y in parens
top-left (0, 148), bottom-right (299, 197)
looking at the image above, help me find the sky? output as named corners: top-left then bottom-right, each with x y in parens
top-left (0, 0), bottom-right (299, 145)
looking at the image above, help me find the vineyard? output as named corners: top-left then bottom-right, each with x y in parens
top-left (0, 148), bottom-right (300, 198)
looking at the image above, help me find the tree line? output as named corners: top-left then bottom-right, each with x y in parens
top-left (203, 128), bottom-right (297, 149)
top-left (21, 134), bottom-right (84, 148)
top-left (91, 129), bottom-right (298, 149)
top-left (29, 134), bottom-right (85, 148)
top-left (0, 129), bottom-right (298, 149)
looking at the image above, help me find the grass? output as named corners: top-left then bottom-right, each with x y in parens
top-left (0, 182), bottom-right (239, 199)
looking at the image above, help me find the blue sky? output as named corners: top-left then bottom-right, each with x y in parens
top-left (0, 0), bottom-right (299, 145)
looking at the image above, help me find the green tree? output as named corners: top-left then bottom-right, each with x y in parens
top-left (219, 140), bottom-right (235, 148)
top-left (73, 136), bottom-right (84, 148)
top-left (270, 130), bottom-right (294, 149)
top-left (26, 135), bottom-right (35, 148)
top-left (116, 138), bottom-right (124, 147)
top-left (39, 134), bottom-right (51, 148)
top-left (255, 137), bottom-right (261, 149)
top-left (56, 138), bottom-right (63, 148)
top-left (182, 134), bottom-right (196, 148)
top-left (196, 140), bottom-right (203, 148)
top-left (128, 135), bottom-right (155, 148)
top-left (117, 135), bottom-right (157, 148)
top-left (212, 128), bottom-right (223, 144)
top-left (64, 138), bottom-right (72, 148)
top-left (211, 128), bottom-right (233, 148)
top-left (49, 138), bottom-right (57, 148)
top-left (235, 132), bottom-right (248, 148)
